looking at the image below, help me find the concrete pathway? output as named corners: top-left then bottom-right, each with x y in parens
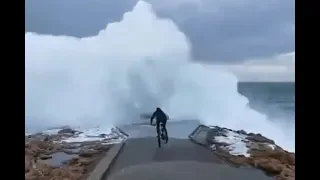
top-left (102, 137), bottom-right (272, 180)
top-left (88, 122), bottom-right (273, 180)
top-left (108, 161), bottom-right (272, 180)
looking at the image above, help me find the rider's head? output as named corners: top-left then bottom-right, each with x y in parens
top-left (156, 107), bottom-right (161, 111)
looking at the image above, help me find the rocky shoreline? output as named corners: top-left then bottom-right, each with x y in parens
top-left (25, 127), bottom-right (126, 180)
top-left (202, 126), bottom-right (295, 180)
top-left (25, 125), bottom-right (295, 180)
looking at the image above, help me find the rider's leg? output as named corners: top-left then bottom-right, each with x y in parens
top-left (156, 121), bottom-right (161, 147)
top-left (156, 121), bottom-right (161, 137)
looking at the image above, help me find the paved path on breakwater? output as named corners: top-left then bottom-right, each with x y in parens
top-left (88, 123), bottom-right (273, 180)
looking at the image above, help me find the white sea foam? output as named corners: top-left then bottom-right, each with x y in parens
top-left (40, 127), bottom-right (126, 144)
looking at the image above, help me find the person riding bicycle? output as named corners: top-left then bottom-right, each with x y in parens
top-left (150, 107), bottom-right (169, 146)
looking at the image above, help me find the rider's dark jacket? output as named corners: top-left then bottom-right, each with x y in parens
top-left (150, 108), bottom-right (168, 125)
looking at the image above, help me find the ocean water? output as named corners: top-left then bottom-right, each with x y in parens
top-left (25, 1), bottom-right (295, 152)
top-left (238, 82), bottom-right (295, 121)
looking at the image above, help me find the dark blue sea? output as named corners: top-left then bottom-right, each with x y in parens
top-left (238, 82), bottom-right (295, 121)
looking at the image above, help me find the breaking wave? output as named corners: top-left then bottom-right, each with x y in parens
top-left (25, 1), bottom-right (295, 152)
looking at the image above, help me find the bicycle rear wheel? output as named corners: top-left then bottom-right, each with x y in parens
top-left (157, 134), bottom-right (161, 147)
top-left (163, 129), bottom-right (168, 143)
top-left (160, 125), bottom-right (168, 143)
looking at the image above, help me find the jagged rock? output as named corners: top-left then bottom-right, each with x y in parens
top-left (58, 128), bottom-right (76, 135)
top-left (206, 127), bottom-right (228, 145)
top-left (208, 127), bottom-right (228, 137)
top-left (79, 149), bottom-right (98, 157)
top-left (99, 133), bottom-right (107, 138)
top-left (43, 135), bottom-right (51, 141)
top-left (25, 156), bottom-right (33, 172)
top-left (214, 146), bottom-right (232, 158)
top-left (212, 140), bottom-right (230, 147)
top-left (276, 166), bottom-right (295, 180)
top-left (62, 143), bottom-right (81, 149)
top-left (247, 142), bottom-right (274, 152)
top-left (236, 130), bottom-right (247, 135)
top-left (39, 154), bottom-right (52, 160)
top-left (92, 144), bottom-right (111, 152)
top-left (202, 126), bottom-right (295, 180)
top-left (63, 149), bottom-right (80, 155)
top-left (66, 158), bottom-right (80, 166)
top-left (228, 155), bottom-right (250, 167)
top-left (25, 131), bottom-right (116, 180)
top-left (78, 158), bottom-right (93, 166)
top-left (227, 145), bottom-right (294, 180)
top-left (246, 133), bottom-right (275, 144)
top-left (25, 168), bottom-right (43, 180)
top-left (35, 161), bottom-right (53, 176)
top-left (255, 158), bottom-right (283, 173)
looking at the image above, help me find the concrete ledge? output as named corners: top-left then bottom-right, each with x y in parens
top-left (114, 126), bottom-right (129, 137)
top-left (87, 142), bottom-right (125, 180)
top-left (188, 125), bottom-right (235, 166)
top-left (188, 125), bottom-right (212, 146)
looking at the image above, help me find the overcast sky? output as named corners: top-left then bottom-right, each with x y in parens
top-left (25, 0), bottom-right (295, 82)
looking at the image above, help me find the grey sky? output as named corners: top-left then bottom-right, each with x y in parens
top-left (25, 0), bottom-right (294, 63)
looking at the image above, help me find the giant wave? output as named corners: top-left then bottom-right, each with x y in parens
top-left (25, 1), bottom-right (295, 152)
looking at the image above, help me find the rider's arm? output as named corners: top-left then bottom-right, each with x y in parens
top-left (150, 112), bottom-right (156, 125)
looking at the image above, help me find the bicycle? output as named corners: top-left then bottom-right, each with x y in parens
top-left (151, 122), bottom-right (168, 147)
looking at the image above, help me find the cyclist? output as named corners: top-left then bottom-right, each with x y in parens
top-left (150, 107), bottom-right (169, 147)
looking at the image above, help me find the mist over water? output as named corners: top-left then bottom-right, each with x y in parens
top-left (25, 1), bottom-right (294, 152)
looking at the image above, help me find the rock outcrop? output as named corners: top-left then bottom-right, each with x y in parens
top-left (25, 127), bottom-right (125, 180)
top-left (203, 126), bottom-right (295, 180)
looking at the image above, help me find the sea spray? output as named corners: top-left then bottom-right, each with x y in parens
top-left (25, 1), bottom-right (294, 152)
